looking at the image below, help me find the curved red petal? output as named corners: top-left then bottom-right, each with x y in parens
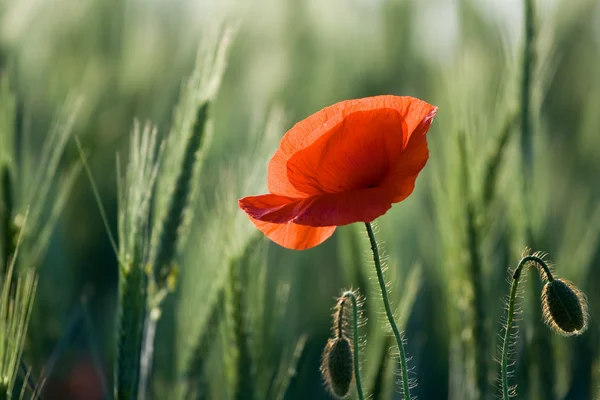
top-left (275, 107), bottom-right (437, 227)
top-left (292, 187), bottom-right (396, 227)
top-left (380, 106), bottom-right (436, 202)
top-left (238, 194), bottom-right (311, 224)
top-left (247, 216), bottom-right (336, 250)
top-left (286, 108), bottom-right (406, 195)
top-left (268, 96), bottom-right (437, 197)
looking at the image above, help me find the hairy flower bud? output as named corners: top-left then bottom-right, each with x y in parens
top-left (542, 278), bottom-right (588, 336)
top-left (321, 337), bottom-right (354, 398)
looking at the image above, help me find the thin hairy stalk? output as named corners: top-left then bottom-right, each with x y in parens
top-left (501, 255), bottom-right (553, 400)
top-left (365, 222), bottom-right (410, 399)
top-left (341, 291), bottom-right (364, 400)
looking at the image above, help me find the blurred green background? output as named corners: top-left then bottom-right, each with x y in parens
top-left (1, 0), bottom-right (600, 399)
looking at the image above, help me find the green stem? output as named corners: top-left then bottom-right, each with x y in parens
top-left (341, 291), bottom-right (364, 400)
top-left (19, 360), bottom-right (41, 398)
top-left (138, 308), bottom-right (160, 400)
top-left (365, 222), bottom-right (411, 400)
top-left (521, 0), bottom-right (535, 188)
top-left (1, 166), bottom-right (15, 276)
top-left (501, 255), bottom-right (553, 400)
top-left (458, 132), bottom-right (488, 399)
top-left (115, 265), bottom-right (147, 400)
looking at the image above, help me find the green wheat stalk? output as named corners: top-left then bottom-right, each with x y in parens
top-left (184, 289), bottom-right (226, 399)
top-left (181, 234), bottom-right (307, 400)
top-left (520, 0), bottom-right (535, 189)
top-left (482, 113), bottom-right (518, 208)
top-left (138, 27), bottom-right (234, 398)
top-left (0, 212), bottom-right (39, 400)
top-left (1, 165), bottom-right (15, 277)
top-left (21, 97), bottom-right (83, 268)
top-left (172, 103), bottom-right (284, 398)
top-left (457, 132), bottom-right (489, 399)
top-left (148, 102), bottom-right (209, 291)
top-left (247, 236), bottom-right (307, 400)
top-left (114, 122), bottom-right (164, 400)
top-left (0, 74), bottom-right (81, 272)
top-left (1, 69), bottom-right (80, 391)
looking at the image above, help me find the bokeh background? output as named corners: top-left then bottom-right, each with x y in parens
top-left (1, 0), bottom-right (600, 399)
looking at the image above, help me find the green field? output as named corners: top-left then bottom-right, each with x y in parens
top-left (1, 0), bottom-right (600, 399)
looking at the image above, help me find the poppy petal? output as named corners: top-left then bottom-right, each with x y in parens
top-left (381, 106), bottom-right (437, 202)
top-left (238, 194), bottom-right (312, 224)
top-left (286, 108), bottom-right (406, 195)
top-left (247, 216), bottom-right (336, 250)
top-left (293, 187), bottom-right (396, 227)
top-left (268, 96), bottom-right (437, 197)
top-left (281, 107), bottom-right (437, 227)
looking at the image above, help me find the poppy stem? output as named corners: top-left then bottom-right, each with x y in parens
top-left (364, 222), bottom-right (411, 400)
top-left (341, 291), bottom-right (365, 400)
top-left (501, 255), bottom-right (552, 400)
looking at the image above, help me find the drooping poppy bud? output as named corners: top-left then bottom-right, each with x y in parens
top-left (321, 337), bottom-right (354, 398)
top-left (321, 291), bottom-right (363, 398)
top-left (541, 278), bottom-right (588, 336)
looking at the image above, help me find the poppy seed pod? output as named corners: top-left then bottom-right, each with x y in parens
top-left (321, 337), bottom-right (354, 398)
top-left (541, 278), bottom-right (588, 336)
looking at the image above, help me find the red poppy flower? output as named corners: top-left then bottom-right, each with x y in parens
top-left (239, 95), bottom-right (437, 250)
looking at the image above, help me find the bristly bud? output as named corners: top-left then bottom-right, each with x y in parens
top-left (541, 278), bottom-right (588, 336)
top-left (321, 291), bottom-right (361, 398)
top-left (321, 337), bottom-right (354, 398)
